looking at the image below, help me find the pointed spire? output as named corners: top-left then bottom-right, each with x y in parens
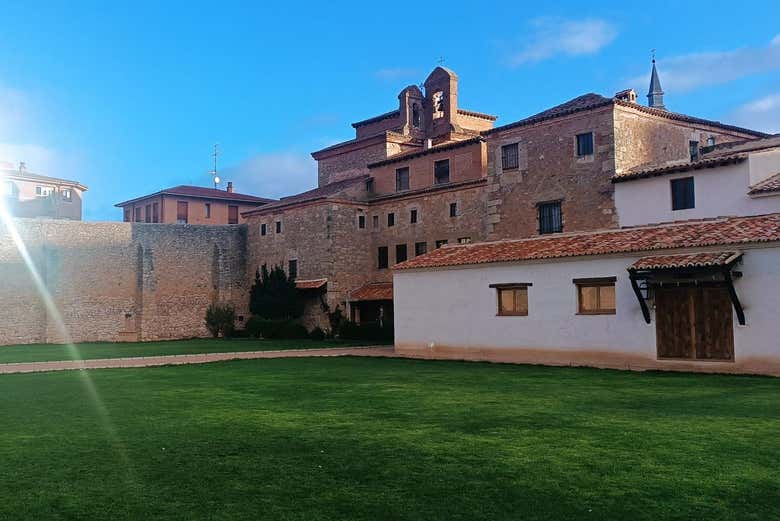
top-left (647, 52), bottom-right (666, 111)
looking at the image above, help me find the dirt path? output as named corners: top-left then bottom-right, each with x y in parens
top-left (0, 346), bottom-right (398, 374)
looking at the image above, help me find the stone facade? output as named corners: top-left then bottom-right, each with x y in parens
top-left (0, 219), bottom-right (247, 346)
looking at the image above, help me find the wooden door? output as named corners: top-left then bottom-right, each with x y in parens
top-left (655, 285), bottom-right (734, 361)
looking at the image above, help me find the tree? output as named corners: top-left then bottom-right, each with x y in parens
top-left (249, 264), bottom-right (303, 319)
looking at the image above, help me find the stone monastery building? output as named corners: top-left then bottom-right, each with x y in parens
top-left (242, 65), bottom-right (767, 329)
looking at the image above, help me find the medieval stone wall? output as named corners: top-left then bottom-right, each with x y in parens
top-left (0, 219), bottom-right (247, 346)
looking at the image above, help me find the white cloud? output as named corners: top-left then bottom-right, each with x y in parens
top-left (730, 93), bottom-right (780, 134)
top-left (629, 35), bottom-right (780, 93)
top-left (509, 18), bottom-right (618, 66)
top-left (220, 151), bottom-right (317, 200)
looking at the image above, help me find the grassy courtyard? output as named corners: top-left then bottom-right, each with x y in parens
top-left (0, 357), bottom-right (778, 520)
top-left (0, 338), bottom-right (383, 364)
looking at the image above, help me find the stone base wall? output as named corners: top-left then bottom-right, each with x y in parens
top-left (0, 219), bottom-right (248, 346)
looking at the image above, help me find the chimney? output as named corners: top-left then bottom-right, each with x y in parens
top-left (614, 89), bottom-right (637, 103)
top-left (226, 181), bottom-right (233, 193)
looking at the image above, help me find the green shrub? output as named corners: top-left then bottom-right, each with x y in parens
top-left (204, 303), bottom-right (236, 338)
top-left (249, 265), bottom-right (303, 319)
top-left (309, 326), bottom-right (326, 341)
top-left (278, 322), bottom-right (309, 340)
top-left (245, 315), bottom-right (264, 338)
top-left (338, 320), bottom-right (393, 342)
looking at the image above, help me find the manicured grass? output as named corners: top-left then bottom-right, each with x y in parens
top-left (0, 358), bottom-right (778, 520)
top-left (0, 338), bottom-right (383, 364)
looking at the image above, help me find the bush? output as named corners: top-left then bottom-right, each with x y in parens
top-left (204, 303), bottom-right (236, 338)
top-left (245, 317), bottom-right (310, 340)
top-left (309, 326), bottom-right (326, 341)
top-left (249, 265), bottom-right (303, 320)
top-left (278, 322), bottom-right (309, 339)
top-left (339, 320), bottom-right (393, 342)
top-left (245, 315), bottom-right (265, 339)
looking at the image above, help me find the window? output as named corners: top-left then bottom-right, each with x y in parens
top-left (378, 246), bottom-right (389, 269)
top-left (434, 159), bottom-right (450, 184)
top-left (491, 283), bottom-right (531, 316)
top-left (396, 167), bottom-right (410, 191)
top-left (449, 202), bottom-right (458, 217)
top-left (501, 143), bottom-right (519, 170)
top-left (123, 208), bottom-right (132, 222)
top-left (574, 277), bottom-right (616, 315)
top-left (145, 204), bottom-right (152, 223)
top-left (432, 91), bottom-right (445, 118)
top-left (260, 223), bottom-right (267, 236)
top-left (358, 215), bottom-right (366, 229)
top-left (36, 186), bottom-right (53, 198)
top-left (538, 201), bottom-right (562, 234)
top-left (457, 237), bottom-right (471, 244)
top-left (61, 188), bottom-right (72, 202)
top-left (387, 212), bottom-right (395, 227)
top-left (395, 244), bottom-right (408, 263)
top-left (205, 203), bottom-right (212, 219)
top-left (288, 259), bottom-right (298, 280)
top-left (576, 132), bottom-right (594, 156)
top-left (134, 207), bottom-right (142, 222)
top-left (689, 140), bottom-right (700, 162)
top-left (410, 208), bottom-right (418, 224)
top-left (671, 177), bottom-right (695, 210)
top-left (435, 239), bottom-right (448, 249)
top-left (275, 221), bottom-right (282, 233)
top-left (152, 203), bottom-right (159, 223)
top-left (415, 242), bottom-right (427, 256)
top-left (372, 215), bottom-right (379, 229)
top-left (366, 178), bottom-right (375, 194)
top-left (412, 103), bottom-right (421, 128)
top-left (176, 201), bottom-right (188, 224)
top-left (228, 205), bottom-right (239, 225)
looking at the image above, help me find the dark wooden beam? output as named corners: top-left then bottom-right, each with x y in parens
top-left (722, 267), bottom-right (746, 326)
top-left (628, 272), bottom-right (652, 324)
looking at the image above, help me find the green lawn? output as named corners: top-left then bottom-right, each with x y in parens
top-left (0, 357), bottom-right (778, 520)
top-left (0, 338), bottom-right (384, 364)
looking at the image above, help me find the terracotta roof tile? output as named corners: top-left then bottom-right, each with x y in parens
top-left (395, 213), bottom-right (780, 270)
top-left (352, 110), bottom-right (400, 128)
top-left (612, 154), bottom-right (747, 182)
top-left (243, 176), bottom-right (369, 215)
top-left (484, 93), bottom-right (613, 135)
top-left (628, 251), bottom-right (742, 271)
top-left (115, 185), bottom-right (274, 207)
top-left (748, 173), bottom-right (780, 195)
top-left (295, 278), bottom-right (328, 290)
top-left (367, 136), bottom-right (484, 168)
top-left (349, 282), bottom-right (393, 301)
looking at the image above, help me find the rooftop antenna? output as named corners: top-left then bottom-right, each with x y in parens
top-left (437, 56), bottom-right (445, 66)
top-left (210, 143), bottom-right (220, 188)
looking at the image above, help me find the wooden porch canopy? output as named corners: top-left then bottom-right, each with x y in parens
top-left (627, 251), bottom-right (745, 325)
top-left (349, 282), bottom-right (393, 302)
top-left (295, 278), bottom-right (328, 292)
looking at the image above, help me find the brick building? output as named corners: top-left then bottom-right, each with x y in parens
top-left (116, 183), bottom-right (274, 225)
top-left (242, 65), bottom-right (767, 329)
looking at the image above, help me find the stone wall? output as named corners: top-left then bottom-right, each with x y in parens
top-left (0, 219), bottom-right (247, 346)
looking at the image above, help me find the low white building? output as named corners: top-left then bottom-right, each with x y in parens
top-left (393, 213), bottom-right (780, 376)
top-left (614, 136), bottom-right (780, 227)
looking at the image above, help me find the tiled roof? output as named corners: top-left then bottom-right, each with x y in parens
top-left (484, 93), bottom-right (613, 135)
top-left (1, 169), bottom-right (88, 191)
top-left (242, 175), bottom-right (369, 215)
top-left (612, 154), bottom-right (747, 182)
top-left (115, 185), bottom-right (274, 207)
top-left (295, 278), bottom-right (328, 290)
top-left (628, 251), bottom-right (742, 271)
top-left (748, 173), bottom-right (780, 195)
top-left (704, 135), bottom-right (780, 157)
top-left (352, 110), bottom-right (400, 128)
top-left (395, 213), bottom-right (780, 270)
top-left (367, 136), bottom-right (484, 168)
top-left (349, 282), bottom-right (393, 301)
top-left (457, 108), bottom-right (497, 121)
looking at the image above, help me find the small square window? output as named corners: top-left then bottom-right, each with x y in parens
top-left (671, 177), bottom-right (695, 210)
top-left (575, 278), bottom-right (616, 315)
top-left (457, 237), bottom-right (471, 244)
top-left (366, 178), bottom-right (375, 193)
top-left (492, 284), bottom-right (530, 316)
top-left (576, 132), bottom-right (594, 156)
top-left (396, 167), bottom-right (410, 191)
top-left (378, 246), bottom-right (389, 269)
top-left (434, 159), bottom-right (450, 184)
top-left (387, 213), bottom-right (395, 227)
top-left (415, 242), bottom-right (427, 256)
top-left (395, 244), bottom-right (407, 263)
top-left (61, 188), bottom-right (73, 201)
top-left (501, 143), bottom-right (519, 170)
top-left (435, 239), bottom-right (448, 249)
top-left (276, 221), bottom-right (282, 233)
top-left (538, 201), bottom-right (562, 234)
top-left (288, 259), bottom-right (298, 280)
top-left (689, 140), bottom-right (700, 162)
top-left (410, 208), bottom-right (418, 224)
top-left (449, 202), bottom-right (458, 218)
top-left (358, 215), bottom-right (366, 229)
top-left (260, 223), bottom-right (267, 236)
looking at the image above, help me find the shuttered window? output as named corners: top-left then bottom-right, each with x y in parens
top-left (671, 177), bottom-right (695, 210)
top-left (395, 167), bottom-right (410, 191)
top-left (491, 283), bottom-right (531, 316)
top-left (228, 205), bottom-right (239, 224)
top-left (574, 277), bottom-right (616, 315)
top-left (576, 132), bottom-right (594, 156)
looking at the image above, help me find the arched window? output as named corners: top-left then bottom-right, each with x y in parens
top-left (412, 103), bottom-right (421, 128)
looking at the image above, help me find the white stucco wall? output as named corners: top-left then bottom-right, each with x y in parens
top-left (393, 247), bottom-right (780, 375)
top-left (615, 151), bottom-right (780, 227)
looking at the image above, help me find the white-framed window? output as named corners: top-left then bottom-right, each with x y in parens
top-left (36, 186), bottom-right (54, 198)
top-left (61, 188), bottom-right (72, 202)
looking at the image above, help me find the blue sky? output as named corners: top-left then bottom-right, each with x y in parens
top-left (1, 1), bottom-right (779, 220)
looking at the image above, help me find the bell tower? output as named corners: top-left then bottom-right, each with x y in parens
top-left (423, 66), bottom-right (461, 138)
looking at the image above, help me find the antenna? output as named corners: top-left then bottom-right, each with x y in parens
top-left (210, 143), bottom-right (220, 188)
top-left (437, 56), bottom-right (445, 66)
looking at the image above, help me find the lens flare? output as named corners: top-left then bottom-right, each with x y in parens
top-left (0, 185), bottom-right (137, 485)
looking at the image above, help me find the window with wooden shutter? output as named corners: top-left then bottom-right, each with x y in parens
top-left (491, 283), bottom-right (531, 316)
top-left (671, 177), bottom-right (695, 210)
top-left (574, 277), bottom-right (616, 315)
